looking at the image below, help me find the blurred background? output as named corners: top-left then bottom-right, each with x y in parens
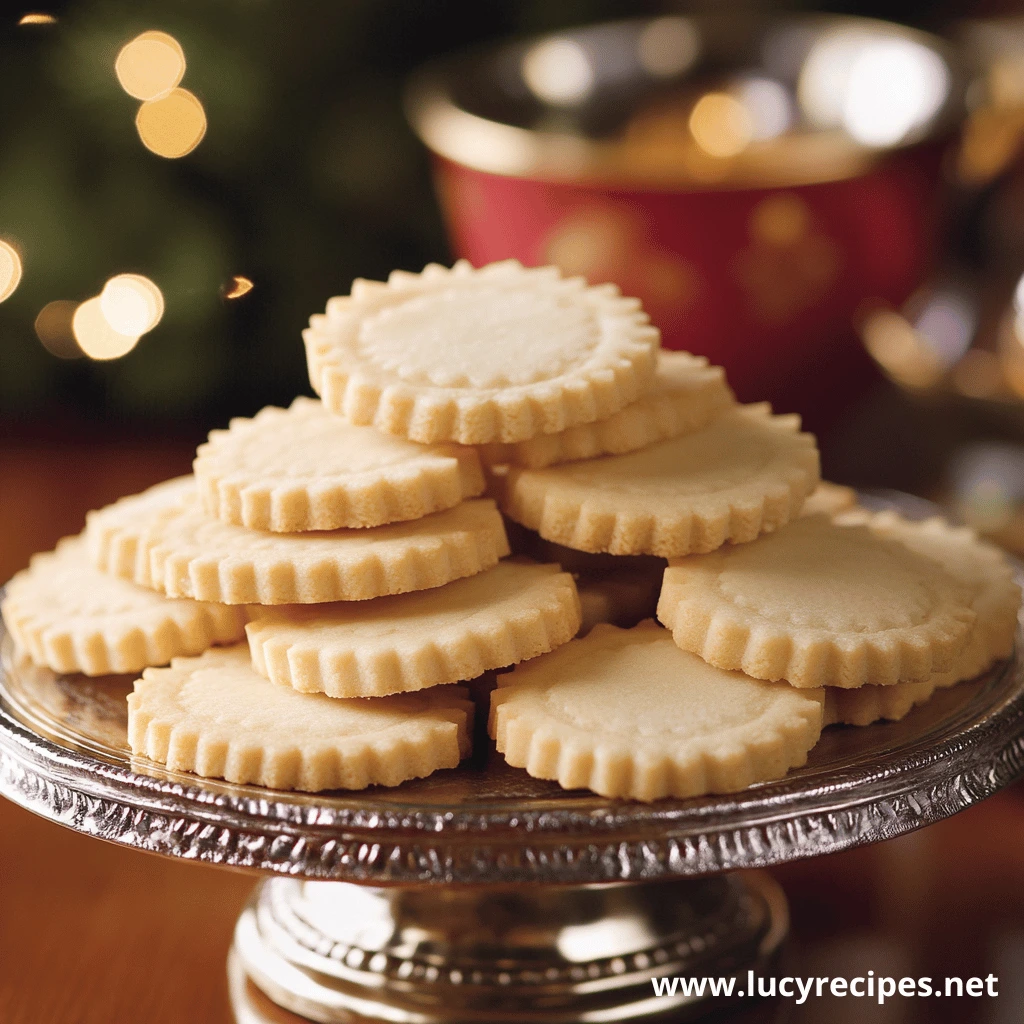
top-left (5, 4), bottom-right (1024, 1024)
top-left (6, 0), bottom-right (1024, 548)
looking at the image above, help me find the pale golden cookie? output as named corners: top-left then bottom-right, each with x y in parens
top-left (84, 475), bottom-right (195, 582)
top-left (128, 645), bottom-right (472, 791)
top-left (245, 561), bottom-right (581, 697)
top-left (86, 478), bottom-right (509, 604)
top-left (836, 510), bottom-right (1020, 678)
top-left (800, 481), bottom-right (858, 517)
top-left (194, 397), bottom-right (485, 532)
top-left (1, 536), bottom-right (245, 676)
top-left (481, 352), bottom-right (734, 469)
top-left (493, 404), bottom-right (820, 557)
top-left (824, 511), bottom-right (1021, 726)
top-left (658, 514), bottom-right (977, 689)
top-left (304, 259), bottom-right (659, 444)
top-left (823, 675), bottom-right (954, 727)
top-left (489, 621), bottom-right (823, 801)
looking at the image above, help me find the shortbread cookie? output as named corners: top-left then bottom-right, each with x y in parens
top-left (823, 675), bottom-right (954, 727)
top-left (489, 621), bottom-right (823, 801)
top-left (194, 397), bottom-right (485, 532)
top-left (836, 510), bottom-right (1020, 678)
top-left (800, 481), bottom-right (857, 518)
top-left (658, 515), bottom-right (977, 688)
top-left (481, 352), bottom-right (734, 469)
top-left (304, 260), bottom-right (659, 444)
top-left (246, 561), bottom-right (581, 697)
top-left (823, 512), bottom-right (1021, 725)
top-left (128, 645), bottom-right (472, 791)
top-left (84, 475), bottom-right (195, 581)
top-left (87, 478), bottom-right (509, 604)
top-left (493, 404), bottom-right (820, 556)
top-left (1, 536), bottom-right (245, 676)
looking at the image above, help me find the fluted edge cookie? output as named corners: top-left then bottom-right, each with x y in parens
top-left (835, 509), bottom-right (1020, 678)
top-left (823, 510), bottom-right (1021, 724)
top-left (85, 475), bottom-right (196, 585)
top-left (127, 645), bottom-right (473, 791)
top-left (304, 260), bottom-right (660, 444)
top-left (481, 351), bottom-right (734, 469)
top-left (194, 397), bottom-right (485, 531)
top-left (245, 560), bottom-right (581, 697)
top-left (658, 514), bottom-right (978, 688)
top-left (799, 481), bottom-right (858, 518)
top-left (489, 621), bottom-right (823, 801)
top-left (87, 478), bottom-right (510, 604)
top-left (1, 536), bottom-right (246, 676)
top-left (493, 404), bottom-right (820, 557)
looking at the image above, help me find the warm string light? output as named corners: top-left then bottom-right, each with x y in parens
top-left (135, 88), bottom-right (207, 158)
top-left (35, 275), bottom-right (165, 362)
top-left (72, 297), bottom-right (140, 360)
top-left (223, 275), bottom-right (254, 299)
top-left (18, 13), bottom-right (57, 25)
top-left (0, 240), bottom-right (23, 303)
top-left (115, 30), bottom-right (185, 101)
top-left (114, 30), bottom-right (206, 159)
top-left (34, 300), bottom-right (81, 359)
top-left (100, 273), bottom-right (164, 335)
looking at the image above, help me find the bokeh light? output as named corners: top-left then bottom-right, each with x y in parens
top-left (72, 297), bottom-right (140, 360)
top-left (952, 349), bottom-right (1002, 400)
top-left (135, 88), bottom-right (207, 158)
top-left (861, 308), bottom-right (943, 389)
top-left (34, 300), bottom-right (83, 359)
top-left (115, 30), bottom-right (186, 102)
top-left (736, 78), bottom-right (793, 141)
top-left (636, 17), bottom-right (699, 79)
top-left (688, 92), bottom-right (752, 158)
top-left (0, 240), bottom-right (23, 303)
top-left (521, 39), bottom-right (594, 106)
top-left (99, 273), bottom-right (164, 336)
top-left (18, 13), bottom-right (57, 25)
top-left (799, 31), bottom-right (949, 147)
top-left (842, 40), bottom-right (949, 146)
top-left (223, 275), bottom-right (254, 299)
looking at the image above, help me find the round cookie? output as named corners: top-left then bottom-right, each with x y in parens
top-left (86, 478), bottom-right (510, 605)
top-left (1, 536), bottom-right (246, 676)
top-left (823, 675), bottom-right (953, 727)
top-left (245, 561), bottom-right (581, 697)
top-left (799, 481), bottom-right (858, 518)
top-left (481, 351), bottom-right (734, 469)
top-left (824, 511), bottom-right (1020, 726)
top-left (489, 621), bottom-right (823, 801)
top-left (303, 259), bottom-right (659, 444)
top-left (658, 514), bottom-right (978, 689)
top-left (493, 404), bottom-right (820, 557)
top-left (194, 397), bottom-right (486, 532)
top-left (837, 510), bottom-right (1020, 678)
top-left (128, 645), bottom-right (473, 791)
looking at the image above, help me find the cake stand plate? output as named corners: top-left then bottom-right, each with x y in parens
top-left (1, 515), bottom-right (1023, 1021)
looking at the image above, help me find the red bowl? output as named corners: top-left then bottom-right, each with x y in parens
top-left (407, 15), bottom-right (965, 429)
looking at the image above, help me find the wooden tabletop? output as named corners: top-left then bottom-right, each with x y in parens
top-left (2, 434), bottom-right (1023, 1024)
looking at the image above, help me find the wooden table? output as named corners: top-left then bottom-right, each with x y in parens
top-left (2, 433), bottom-right (1023, 1024)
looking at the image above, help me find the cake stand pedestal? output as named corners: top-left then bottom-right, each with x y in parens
top-left (1, 539), bottom-right (1022, 1021)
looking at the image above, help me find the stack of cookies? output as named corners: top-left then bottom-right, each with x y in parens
top-left (2, 260), bottom-right (1019, 803)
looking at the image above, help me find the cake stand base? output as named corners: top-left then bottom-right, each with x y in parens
top-left (228, 872), bottom-right (787, 1023)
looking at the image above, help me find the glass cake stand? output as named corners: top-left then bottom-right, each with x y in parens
top-left (1, 499), bottom-right (1023, 1023)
